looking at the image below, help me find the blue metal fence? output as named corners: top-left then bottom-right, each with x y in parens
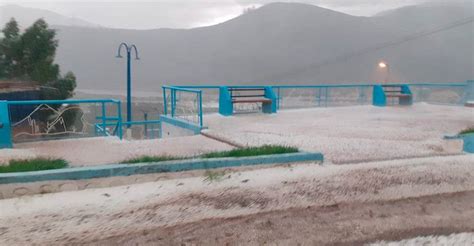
top-left (162, 85), bottom-right (203, 128)
top-left (409, 83), bottom-right (469, 105)
top-left (1, 81), bottom-right (471, 148)
top-left (177, 81), bottom-right (472, 111)
top-left (6, 99), bottom-right (123, 143)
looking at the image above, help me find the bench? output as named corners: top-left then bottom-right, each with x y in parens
top-left (382, 85), bottom-right (412, 105)
top-left (373, 84), bottom-right (413, 106)
top-left (219, 86), bottom-right (277, 116)
top-left (385, 94), bottom-right (412, 98)
top-left (232, 98), bottom-right (272, 103)
top-left (229, 88), bottom-right (272, 105)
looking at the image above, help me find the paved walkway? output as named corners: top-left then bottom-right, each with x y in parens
top-left (205, 103), bottom-right (473, 163)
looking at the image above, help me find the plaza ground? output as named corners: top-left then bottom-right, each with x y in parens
top-left (1, 103), bottom-right (472, 166)
top-left (0, 103), bottom-right (473, 245)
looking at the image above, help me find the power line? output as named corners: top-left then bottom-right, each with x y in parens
top-left (263, 16), bottom-right (474, 81)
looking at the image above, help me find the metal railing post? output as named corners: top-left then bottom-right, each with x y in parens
top-left (162, 87), bottom-right (168, 115)
top-left (171, 88), bottom-right (176, 117)
top-left (199, 91), bottom-right (203, 128)
top-left (101, 102), bottom-right (106, 136)
top-left (117, 101), bottom-right (123, 140)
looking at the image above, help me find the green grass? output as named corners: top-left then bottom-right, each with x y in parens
top-left (203, 169), bottom-right (226, 182)
top-left (122, 155), bottom-right (183, 164)
top-left (201, 145), bottom-right (299, 159)
top-left (459, 127), bottom-right (474, 135)
top-left (0, 158), bottom-right (68, 173)
top-left (121, 145), bottom-right (299, 164)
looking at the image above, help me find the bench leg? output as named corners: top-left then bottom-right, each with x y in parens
top-left (262, 102), bottom-right (273, 114)
top-left (399, 96), bottom-right (413, 105)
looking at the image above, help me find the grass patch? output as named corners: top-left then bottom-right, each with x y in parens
top-left (122, 155), bottom-right (183, 164)
top-left (0, 158), bottom-right (68, 173)
top-left (201, 145), bottom-right (299, 159)
top-left (121, 145), bottom-right (299, 164)
top-left (459, 126), bottom-right (474, 135)
top-left (203, 169), bottom-right (226, 182)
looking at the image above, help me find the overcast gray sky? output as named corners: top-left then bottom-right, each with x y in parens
top-left (1, 0), bottom-right (470, 29)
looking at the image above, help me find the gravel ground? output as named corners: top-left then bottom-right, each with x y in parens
top-left (0, 155), bottom-right (472, 245)
top-left (205, 103), bottom-right (473, 163)
top-left (370, 232), bottom-right (474, 246)
top-left (0, 135), bottom-right (233, 166)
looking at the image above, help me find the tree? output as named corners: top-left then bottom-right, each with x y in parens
top-left (0, 18), bottom-right (76, 100)
top-left (19, 19), bottom-right (59, 84)
top-left (42, 72), bottom-right (77, 100)
top-left (0, 18), bottom-right (21, 78)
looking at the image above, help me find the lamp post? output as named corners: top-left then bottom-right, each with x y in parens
top-left (116, 43), bottom-right (140, 127)
top-left (378, 61), bottom-right (390, 83)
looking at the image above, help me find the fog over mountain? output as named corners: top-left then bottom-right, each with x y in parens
top-left (0, 4), bottom-right (100, 28)
top-left (3, 2), bottom-right (474, 90)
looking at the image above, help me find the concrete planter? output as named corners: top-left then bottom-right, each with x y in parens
top-left (0, 152), bottom-right (323, 184)
top-left (461, 133), bottom-right (474, 153)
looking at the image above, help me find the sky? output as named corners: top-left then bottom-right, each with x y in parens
top-left (0, 0), bottom-right (470, 29)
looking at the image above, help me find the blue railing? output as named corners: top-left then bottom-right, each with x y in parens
top-left (1, 81), bottom-right (471, 147)
top-left (5, 99), bottom-right (123, 144)
top-left (1, 98), bottom-right (167, 147)
top-left (409, 83), bottom-right (469, 105)
top-left (97, 120), bottom-right (161, 139)
top-left (176, 81), bottom-right (472, 110)
top-left (162, 85), bottom-right (203, 128)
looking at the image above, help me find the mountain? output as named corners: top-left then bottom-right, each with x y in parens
top-left (5, 3), bottom-right (474, 90)
top-left (0, 4), bottom-right (100, 28)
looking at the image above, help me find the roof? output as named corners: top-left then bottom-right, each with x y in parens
top-left (0, 80), bottom-right (40, 93)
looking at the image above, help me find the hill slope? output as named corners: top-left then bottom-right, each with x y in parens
top-left (0, 4), bottom-right (100, 28)
top-left (13, 3), bottom-right (474, 90)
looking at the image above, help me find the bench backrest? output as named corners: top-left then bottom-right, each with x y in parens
top-left (228, 88), bottom-right (266, 99)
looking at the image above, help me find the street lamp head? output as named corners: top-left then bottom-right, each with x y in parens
top-left (116, 42), bottom-right (129, 59)
top-left (130, 44), bottom-right (140, 60)
top-left (378, 62), bottom-right (388, 68)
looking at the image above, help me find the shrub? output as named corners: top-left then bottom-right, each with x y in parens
top-left (459, 126), bottom-right (474, 135)
top-left (122, 155), bottom-right (182, 164)
top-left (201, 145), bottom-right (299, 159)
top-left (0, 158), bottom-right (68, 173)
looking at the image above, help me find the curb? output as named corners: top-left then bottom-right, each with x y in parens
top-left (0, 152), bottom-right (323, 184)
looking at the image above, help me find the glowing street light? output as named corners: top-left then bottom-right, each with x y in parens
top-left (378, 61), bottom-right (390, 83)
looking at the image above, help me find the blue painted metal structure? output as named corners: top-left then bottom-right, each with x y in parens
top-left (462, 133), bottom-right (474, 153)
top-left (0, 101), bottom-right (13, 148)
top-left (218, 86), bottom-right (277, 116)
top-left (372, 84), bottom-right (413, 107)
top-left (399, 85), bottom-right (413, 105)
top-left (162, 85), bottom-right (203, 131)
top-left (177, 81), bottom-right (471, 113)
top-left (1, 81), bottom-right (472, 147)
top-left (116, 43), bottom-right (140, 127)
top-left (464, 80), bottom-right (474, 102)
top-left (372, 85), bottom-right (386, 106)
top-left (160, 115), bottom-right (202, 135)
top-left (2, 99), bottom-right (123, 148)
top-left (263, 86), bottom-right (278, 113)
top-left (218, 86), bottom-right (233, 116)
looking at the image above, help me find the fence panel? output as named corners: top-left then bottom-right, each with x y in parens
top-left (274, 85), bottom-right (372, 109)
top-left (122, 120), bottom-right (161, 140)
top-left (163, 86), bottom-right (203, 127)
top-left (7, 99), bottom-right (122, 143)
top-left (410, 84), bottom-right (467, 105)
